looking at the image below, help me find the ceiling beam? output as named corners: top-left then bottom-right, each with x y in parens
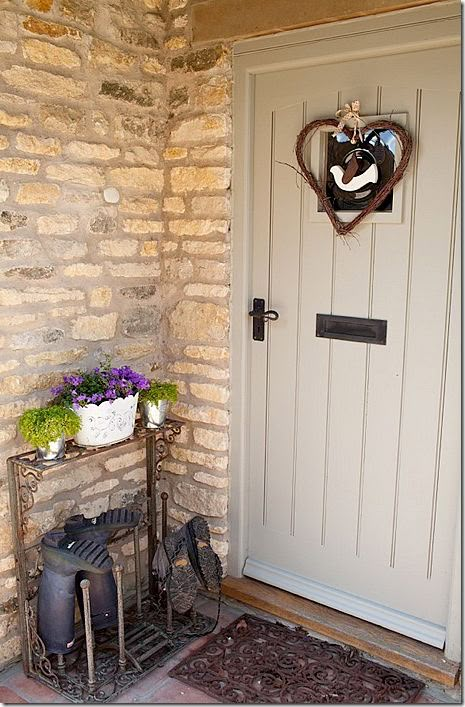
top-left (191, 0), bottom-right (449, 44)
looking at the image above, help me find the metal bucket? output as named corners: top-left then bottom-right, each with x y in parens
top-left (140, 400), bottom-right (168, 428)
top-left (36, 434), bottom-right (65, 461)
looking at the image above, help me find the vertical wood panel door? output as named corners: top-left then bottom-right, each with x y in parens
top-left (244, 28), bottom-right (460, 647)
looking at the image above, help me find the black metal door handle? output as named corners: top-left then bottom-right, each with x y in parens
top-left (248, 298), bottom-right (279, 340)
top-left (248, 308), bottom-right (279, 321)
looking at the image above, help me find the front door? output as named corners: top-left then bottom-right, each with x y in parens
top-left (243, 14), bottom-right (460, 647)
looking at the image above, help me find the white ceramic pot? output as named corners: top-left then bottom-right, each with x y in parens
top-left (73, 394), bottom-right (139, 448)
top-left (36, 434), bottom-right (65, 461)
top-left (140, 400), bottom-right (168, 428)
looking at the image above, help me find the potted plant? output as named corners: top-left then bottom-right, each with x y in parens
top-left (18, 405), bottom-right (81, 460)
top-left (139, 380), bottom-right (178, 428)
top-left (51, 358), bottom-right (150, 448)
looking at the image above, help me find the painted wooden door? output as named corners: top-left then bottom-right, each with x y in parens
top-left (244, 40), bottom-right (460, 647)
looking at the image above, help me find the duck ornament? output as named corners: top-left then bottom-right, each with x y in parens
top-left (294, 100), bottom-right (413, 238)
top-left (330, 149), bottom-right (379, 192)
top-left (326, 129), bottom-right (394, 213)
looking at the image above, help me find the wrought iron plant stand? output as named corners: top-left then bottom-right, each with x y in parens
top-left (7, 420), bottom-right (216, 703)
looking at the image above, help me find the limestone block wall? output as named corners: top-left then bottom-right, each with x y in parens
top-left (0, 0), bottom-right (233, 667)
top-left (159, 0), bottom-right (232, 564)
top-left (0, 0), bottom-right (168, 666)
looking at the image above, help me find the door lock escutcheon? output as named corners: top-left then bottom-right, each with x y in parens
top-left (248, 298), bottom-right (279, 341)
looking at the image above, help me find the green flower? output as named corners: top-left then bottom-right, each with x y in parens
top-left (139, 380), bottom-right (178, 406)
top-left (18, 405), bottom-right (81, 448)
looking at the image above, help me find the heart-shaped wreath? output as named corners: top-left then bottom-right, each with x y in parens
top-left (295, 115), bottom-right (413, 237)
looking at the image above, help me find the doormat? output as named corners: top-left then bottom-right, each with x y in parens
top-left (169, 614), bottom-right (424, 703)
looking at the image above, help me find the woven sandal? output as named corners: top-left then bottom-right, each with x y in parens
top-left (186, 516), bottom-right (222, 593)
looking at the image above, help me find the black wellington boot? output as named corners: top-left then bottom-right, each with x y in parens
top-left (37, 530), bottom-right (113, 655)
top-left (64, 508), bottom-right (142, 630)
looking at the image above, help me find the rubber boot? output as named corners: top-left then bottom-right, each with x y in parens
top-left (37, 530), bottom-right (113, 654)
top-left (64, 508), bottom-right (141, 630)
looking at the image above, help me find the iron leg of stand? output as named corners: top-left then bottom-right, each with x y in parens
top-left (161, 492), bottom-right (168, 540)
top-left (160, 492), bottom-right (173, 633)
top-left (133, 526), bottom-right (143, 620)
top-left (80, 579), bottom-right (96, 695)
top-left (166, 596), bottom-right (173, 634)
top-left (115, 564), bottom-right (126, 672)
top-left (56, 653), bottom-right (66, 676)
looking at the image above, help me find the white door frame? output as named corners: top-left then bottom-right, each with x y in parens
top-left (229, 0), bottom-right (461, 660)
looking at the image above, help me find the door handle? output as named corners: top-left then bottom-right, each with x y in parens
top-left (248, 298), bottom-right (279, 340)
top-left (248, 308), bottom-right (280, 321)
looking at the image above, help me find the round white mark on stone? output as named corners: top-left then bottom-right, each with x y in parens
top-left (103, 187), bottom-right (120, 204)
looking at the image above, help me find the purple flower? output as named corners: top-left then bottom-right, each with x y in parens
top-left (50, 360), bottom-right (150, 407)
top-left (63, 375), bottom-right (84, 387)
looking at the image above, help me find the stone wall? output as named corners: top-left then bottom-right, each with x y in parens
top-left (0, 0), bottom-right (232, 668)
top-left (0, 0), bottom-right (168, 666)
top-left (160, 0), bottom-right (231, 565)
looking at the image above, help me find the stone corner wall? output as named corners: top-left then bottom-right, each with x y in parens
top-left (0, 0), bottom-right (233, 667)
top-left (159, 0), bottom-right (232, 566)
top-left (0, 0), bottom-right (168, 667)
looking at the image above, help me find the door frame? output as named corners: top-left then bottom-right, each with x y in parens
top-left (229, 0), bottom-right (461, 660)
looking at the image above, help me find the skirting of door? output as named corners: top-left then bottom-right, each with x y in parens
top-left (243, 558), bottom-right (445, 647)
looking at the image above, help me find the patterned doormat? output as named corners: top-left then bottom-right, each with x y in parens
top-left (169, 614), bottom-right (424, 703)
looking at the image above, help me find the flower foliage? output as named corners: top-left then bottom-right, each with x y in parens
top-left (19, 405), bottom-right (81, 448)
top-left (140, 380), bottom-right (178, 405)
top-left (51, 361), bottom-right (150, 410)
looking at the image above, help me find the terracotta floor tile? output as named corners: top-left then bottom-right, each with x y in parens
top-left (1, 596), bottom-right (460, 704)
top-left (196, 600), bottom-right (243, 627)
top-left (112, 643), bottom-right (200, 703)
top-left (6, 672), bottom-right (62, 703)
top-left (143, 675), bottom-right (219, 704)
top-left (416, 685), bottom-right (463, 704)
top-left (0, 686), bottom-right (27, 703)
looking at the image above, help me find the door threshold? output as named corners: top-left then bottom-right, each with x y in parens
top-left (222, 576), bottom-right (460, 687)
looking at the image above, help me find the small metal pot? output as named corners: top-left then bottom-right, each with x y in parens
top-left (140, 400), bottom-right (168, 428)
top-left (36, 434), bottom-right (65, 461)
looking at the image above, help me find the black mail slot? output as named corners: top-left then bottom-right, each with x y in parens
top-left (316, 313), bottom-right (387, 345)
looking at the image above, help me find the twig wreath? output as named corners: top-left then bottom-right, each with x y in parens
top-left (294, 101), bottom-right (413, 238)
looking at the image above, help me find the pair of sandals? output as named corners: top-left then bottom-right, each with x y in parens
top-left (153, 516), bottom-right (222, 614)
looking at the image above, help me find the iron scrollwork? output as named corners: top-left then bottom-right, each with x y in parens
top-left (8, 419), bottom-right (195, 704)
top-left (18, 467), bottom-right (44, 533)
top-left (155, 422), bottom-right (182, 477)
top-left (26, 603), bottom-right (60, 688)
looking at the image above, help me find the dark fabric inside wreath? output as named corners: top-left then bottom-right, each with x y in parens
top-left (325, 130), bottom-right (395, 212)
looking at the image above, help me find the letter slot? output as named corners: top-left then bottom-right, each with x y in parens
top-left (316, 313), bottom-right (387, 345)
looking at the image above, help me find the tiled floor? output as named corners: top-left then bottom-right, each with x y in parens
top-left (0, 595), bottom-right (460, 704)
